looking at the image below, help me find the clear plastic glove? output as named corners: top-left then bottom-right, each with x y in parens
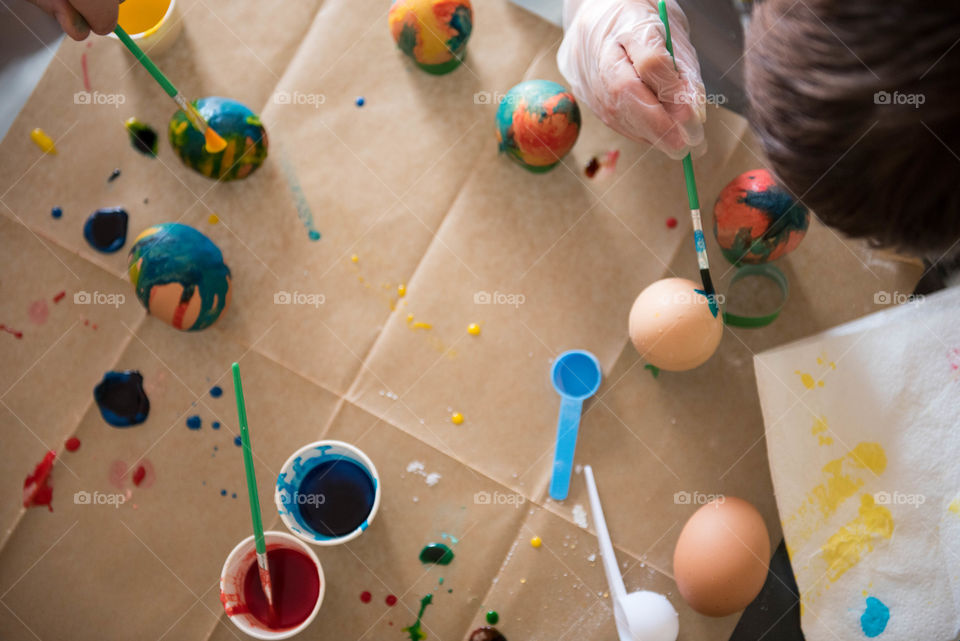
top-left (25, 0), bottom-right (119, 40)
top-left (557, 0), bottom-right (707, 159)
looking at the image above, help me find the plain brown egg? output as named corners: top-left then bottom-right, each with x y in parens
top-left (673, 497), bottom-right (770, 617)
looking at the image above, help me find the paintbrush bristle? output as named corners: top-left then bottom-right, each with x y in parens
top-left (204, 127), bottom-right (227, 153)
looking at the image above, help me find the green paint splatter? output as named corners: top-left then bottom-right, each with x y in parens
top-left (403, 593), bottom-right (433, 641)
top-left (644, 364), bottom-right (660, 379)
top-left (486, 610), bottom-right (499, 625)
top-left (437, 577), bottom-right (444, 585)
top-left (419, 543), bottom-right (455, 565)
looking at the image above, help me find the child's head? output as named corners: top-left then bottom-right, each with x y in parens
top-left (744, 0), bottom-right (960, 258)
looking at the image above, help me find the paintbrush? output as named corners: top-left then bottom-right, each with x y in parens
top-left (112, 25), bottom-right (227, 154)
top-left (231, 362), bottom-right (277, 622)
top-left (657, 0), bottom-right (719, 318)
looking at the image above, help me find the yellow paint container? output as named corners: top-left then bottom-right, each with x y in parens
top-left (109, 0), bottom-right (182, 56)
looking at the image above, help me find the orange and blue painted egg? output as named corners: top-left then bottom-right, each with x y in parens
top-left (713, 169), bottom-right (810, 265)
top-left (496, 80), bottom-right (581, 173)
top-left (168, 97), bottom-right (268, 181)
top-left (389, 0), bottom-right (472, 74)
top-left (128, 223), bottom-right (232, 331)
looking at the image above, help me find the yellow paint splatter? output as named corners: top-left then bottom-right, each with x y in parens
top-left (530, 536), bottom-right (542, 548)
top-left (789, 442), bottom-right (887, 544)
top-left (398, 283), bottom-right (406, 297)
top-left (820, 494), bottom-right (893, 582)
top-left (795, 371), bottom-right (824, 389)
top-left (351, 254), bottom-right (359, 263)
top-left (412, 322), bottom-right (432, 330)
top-left (811, 416), bottom-right (833, 446)
top-left (450, 412), bottom-right (464, 425)
top-left (467, 323), bottom-right (481, 336)
top-left (817, 354), bottom-right (837, 370)
top-left (30, 128), bottom-right (56, 154)
top-left (949, 498), bottom-right (960, 516)
top-left (208, 213), bottom-right (219, 224)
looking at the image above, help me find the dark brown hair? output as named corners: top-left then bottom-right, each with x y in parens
top-left (744, 0), bottom-right (960, 258)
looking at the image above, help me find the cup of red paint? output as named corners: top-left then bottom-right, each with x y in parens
top-left (275, 440), bottom-right (381, 546)
top-left (220, 531), bottom-right (324, 639)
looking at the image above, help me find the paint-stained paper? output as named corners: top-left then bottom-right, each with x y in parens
top-left (0, 0), bottom-right (921, 639)
top-left (755, 286), bottom-right (960, 641)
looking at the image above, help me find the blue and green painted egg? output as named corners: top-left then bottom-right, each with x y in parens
top-left (496, 80), bottom-right (581, 173)
top-left (128, 223), bottom-right (231, 331)
top-left (168, 97), bottom-right (268, 181)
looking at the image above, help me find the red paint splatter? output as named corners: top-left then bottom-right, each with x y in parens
top-left (23, 451), bottom-right (57, 510)
top-left (1, 324), bottom-right (23, 339)
top-left (386, 594), bottom-right (398, 606)
top-left (360, 590), bottom-right (372, 603)
top-left (81, 53), bottom-right (91, 92)
top-left (53, 290), bottom-right (66, 303)
top-left (584, 157), bottom-right (600, 178)
top-left (109, 458), bottom-right (156, 489)
top-left (28, 300), bottom-right (49, 325)
top-left (666, 217), bottom-right (678, 229)
top-left (65, 437), bottom-right (81, 452)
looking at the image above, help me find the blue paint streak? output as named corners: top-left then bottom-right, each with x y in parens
top-left (861, 596), bottom-right (889, 637)
top-left (186, 415), bottom-right (202, 430)
top-left (694, 229), bottom-right (707, 253)
top-left (209, 385), bottom-right (223, 398)
top-left (278, 150), bottom-right (322, 242)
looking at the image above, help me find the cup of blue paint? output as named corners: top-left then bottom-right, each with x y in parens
top-left (275, 440), bottom-right (381, 546)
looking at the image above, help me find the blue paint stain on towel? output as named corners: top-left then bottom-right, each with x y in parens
top-left (861, 596), bottom-right (890, 637)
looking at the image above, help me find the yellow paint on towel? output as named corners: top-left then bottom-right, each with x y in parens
top-left (949, 498), bottom-right (960, 516)
top-left (811, 416), bottom-right (833, 446)
top-left (820, 494), bottom-right (893, 582)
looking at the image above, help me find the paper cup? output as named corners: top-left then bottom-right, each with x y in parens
top-left (219, 531), bottom-right (325, 640)
top-left (109, 0), bottom-right (183, 56)
top-left (275, 440), bottom-right (381, 546)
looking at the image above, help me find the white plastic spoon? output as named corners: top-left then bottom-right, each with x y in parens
top-left (584, 465), bottom-right (679, 641)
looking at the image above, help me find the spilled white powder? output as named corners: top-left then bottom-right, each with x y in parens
top-left (572, 504), bottom-right (588, 529)
top-left (425, 472), bottom-right (442, 487)
top-left (406, 461), bottom-right (425, 474)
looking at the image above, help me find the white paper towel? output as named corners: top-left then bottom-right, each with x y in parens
top-left (754, 285), bottom-right (960, 641)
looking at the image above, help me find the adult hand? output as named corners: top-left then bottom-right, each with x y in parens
top-left (25, 0), bottom-right (120, 41)
top-left (558, 0), bottom-right (707, 159)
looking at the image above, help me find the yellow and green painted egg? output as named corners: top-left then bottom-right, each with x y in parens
top-left (389, 0), bottom-right (473, 74)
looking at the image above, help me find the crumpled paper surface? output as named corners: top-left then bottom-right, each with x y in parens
top-left (0, 0), bottom-right (920, 639)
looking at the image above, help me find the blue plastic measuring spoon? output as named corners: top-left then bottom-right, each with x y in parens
top-left (549, 350), bottom-right (602, 500)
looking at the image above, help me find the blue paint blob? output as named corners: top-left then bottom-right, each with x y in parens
top-left (232, 492), bottom-right (237, 499)
top-left (234, 435), bottom-right (242, 447)
top-left (308, 230), bottom-right (321, 241)
top-left (51, 206), bottom-right (62, 219)
top-left (84, 207), bottom-right (128, 253)
top-left (220, 489), bottom-right (227, 496)
top-left (861, 596), bottom-right (890, 637)
top-left (209, 385), bottom-right (223, 398)
top-left (355, 97), bottom-right (365, 107)
top-left (186, 415), bottom-right (202, 430)
top-left (296, 459), bottom-right (376, 538)
top-left (212, 421), bottom-right (221, 430)
top-left (93, 370), bottom-right (149, 427)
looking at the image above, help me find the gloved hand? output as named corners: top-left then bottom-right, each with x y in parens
top-left (557, 0), bottom-right (707, 159)
top-left (24, 0), bottom-right (119, 40)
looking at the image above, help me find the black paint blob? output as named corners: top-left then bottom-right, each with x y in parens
top-left (83, 207), bottom-right (128, 253)
top-left (93, 370), bottom-right (150, 427)
top-left (125, 118), bottom-right (159, 157)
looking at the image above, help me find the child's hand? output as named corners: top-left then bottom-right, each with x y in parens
top-left (557, 0), bottom-right (707, 159)
top-left (25, 0), bottom-right (119, 40)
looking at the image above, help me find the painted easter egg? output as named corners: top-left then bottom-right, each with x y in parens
top-left (127, 223), bottom-right (231, 331)
top-left (168, 97), bottom-right (268, 181)
top-left (389, 0), bottom-right (472, 74)
top-left (713, 169), bottom-right (810, 265)
top-left (496, 80), bottom-right (581, 173)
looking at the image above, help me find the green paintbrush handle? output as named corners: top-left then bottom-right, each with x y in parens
top-left (232, 363), bottom-right (266, 557)
top-left (113, 25), bottom-right (178, 97)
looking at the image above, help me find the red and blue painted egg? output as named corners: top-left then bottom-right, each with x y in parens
top-left (496, 80), bottom-right (581, 173)
top-left (712, 169), bottom-right (810, 265)
top-left (168, 97), bottom-right (268, 181)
